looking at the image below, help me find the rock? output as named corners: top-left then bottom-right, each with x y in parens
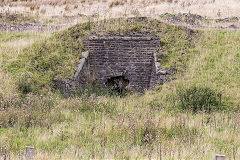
top-left (82, 51), bottom-right (89, 58)
top-left (158, 69), bottom-right (167, 75)
top-left (53, 78), bottom-right (82, 97)
top-left (228, 24), bottom-right (238, 29)
top-left (155, 62), bottom-right (161, 71)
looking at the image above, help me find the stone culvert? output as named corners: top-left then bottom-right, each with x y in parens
top-left (54, 35), bottom-right (172, 96)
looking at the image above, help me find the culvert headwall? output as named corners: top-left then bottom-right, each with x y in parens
top-left (54, 35), bottom-right (173, 96)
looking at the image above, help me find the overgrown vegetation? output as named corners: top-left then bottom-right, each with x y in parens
top-left (3, 17), bottom-right (199, 95)
top-left (176, 85), bottom-right (223, 112)
top-left (0, 17), bottom-right (240, 159)
top-left (3, 23), bottom-right (88, 94)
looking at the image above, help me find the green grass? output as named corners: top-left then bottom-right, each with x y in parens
top-left (3, 17), bottom-right (199, 95)
top-left (3, 29), bottom-right (86, 95)
top-left (0, 18), bottom-right (240, 159)
top-left (0, 32), bottom-right (32, 42)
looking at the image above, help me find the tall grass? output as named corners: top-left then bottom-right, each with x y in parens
top-left (1, 0), bottom-right (240, 20)
top-left (2, 18), bottom-right (198, 95)
top-left (0, 22), bottom-right (240, 159)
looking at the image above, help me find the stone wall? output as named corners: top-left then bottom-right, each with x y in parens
top-left (76, 35), bottom-right (161, 92)
top-left (54, 35), bottom-right (173, 95)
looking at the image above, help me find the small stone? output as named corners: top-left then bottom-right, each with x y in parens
top-left (158, 69), bottom-right (167, 75)
top-left (25, 146), bottom-right (35, 160)
top-left (82, 51), bottom-right (89, 58)
top-left (155, 62), bottom-right (160, 69)
top-left (228, 24), bottom-right (238, 29)
top-left (215, 155), bottom-right (226, 160)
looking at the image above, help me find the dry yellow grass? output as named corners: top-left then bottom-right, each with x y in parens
top-left (0, 11), bottom-right (240, 160)
top-left (0, 0), bottom-right (240, 25)
top-left (0, 23), bottom-right (240, 159)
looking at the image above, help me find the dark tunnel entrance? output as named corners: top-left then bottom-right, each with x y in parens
top-left (105, 76), bottom-right (129, 95)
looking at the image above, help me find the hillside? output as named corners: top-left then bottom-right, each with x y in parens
top-left (0, 14), bottom-right (240, 159)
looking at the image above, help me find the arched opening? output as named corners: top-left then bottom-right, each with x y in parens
top-left (105, 76), bottom-right (129, 95)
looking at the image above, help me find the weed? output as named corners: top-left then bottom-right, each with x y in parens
top-left (176, 84), bottom-right (222, 112)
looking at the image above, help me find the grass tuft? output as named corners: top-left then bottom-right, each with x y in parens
top-left (176, 84), bottom-right (223, 112)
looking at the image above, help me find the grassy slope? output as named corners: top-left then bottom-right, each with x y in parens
top-left (0, 21), bottom-right (240, 159)
top-left (3, 18), bottom-right (198, 95)
top-left (182, 31), bottom-right (240, 106)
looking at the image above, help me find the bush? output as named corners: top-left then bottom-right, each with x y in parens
top-left (176, 85), bottom-right (222, 112)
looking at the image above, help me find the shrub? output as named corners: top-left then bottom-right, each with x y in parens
top-left (176, 85), bottom-right (222, 112)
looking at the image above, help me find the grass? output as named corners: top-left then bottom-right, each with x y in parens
top-left (0, 18), bottom-right (240, 159)
top-left (1, 0), bottom-right (240, 22)
top-left (0, 12), bottom-right (38, 24)
top-left (176, 84), bottom-right (223, 112)
top-left (2, 18), bottom-right (198, 95)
